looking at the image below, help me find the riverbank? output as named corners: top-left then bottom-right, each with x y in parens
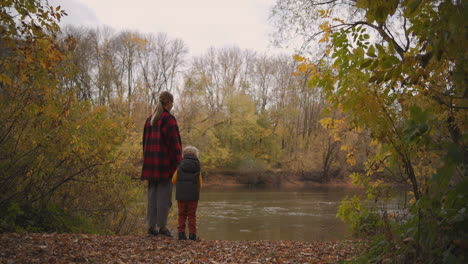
top-left (0, 233), bottom-right (361, 263)
top-left (203, 170), bottom-right (358, 189)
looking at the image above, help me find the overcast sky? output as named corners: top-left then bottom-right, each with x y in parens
top-left (52, 0), bottom-right (293, 56)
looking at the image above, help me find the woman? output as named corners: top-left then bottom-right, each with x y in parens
top-left (141, 91), bottom-right (182, 237)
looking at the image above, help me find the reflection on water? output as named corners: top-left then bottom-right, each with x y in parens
top-left (195, 186), bottom-right (405, 241)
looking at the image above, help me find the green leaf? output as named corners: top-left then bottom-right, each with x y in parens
top-left (370, 60), bottom-right (379, 70)
top-left (355, 47), bottom-right (365, 57)
top-left (388, 41), bottom-right (395, 54)
top-left (405, 0), bottom-right (423, 16)
top-left (380, 55), bottom-right (400, 69)
top-left (367, 45), bottom-right (376, 57)
top-left (361, 58), bottom-right (374, 69)
top-left (376, 44), bottom-right (385, 55)
top-left (446, 144), bottom-right (464, 165)
top-left (375, 6), bottom-right (388, 24)
top-left (355, 0), bottom-right (369, 9)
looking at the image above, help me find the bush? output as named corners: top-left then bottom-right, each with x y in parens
top-left (0, 202), bottom-right (99, 234)
top-left (337, 195), bottom-right (383, 237)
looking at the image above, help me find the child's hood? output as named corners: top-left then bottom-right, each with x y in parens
top-left (179, 155), bottom-right (200, 173)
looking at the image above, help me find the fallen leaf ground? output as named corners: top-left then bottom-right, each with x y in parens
top-left (0, 233), bottom-right (360, 264)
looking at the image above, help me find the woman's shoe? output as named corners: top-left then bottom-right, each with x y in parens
top-left (147, 228), bottom-right (159, 236)
top-left (178, 232), bottom-right (187, 240)
top-left (159, 227), bottom-right (173, 237)
top-left (189, 233), bottom-right (197, 241)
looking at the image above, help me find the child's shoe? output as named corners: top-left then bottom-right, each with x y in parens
top-left (189, 233), bottom-right (197, 241)
top-left (178, 232), bottom-right (187, 240)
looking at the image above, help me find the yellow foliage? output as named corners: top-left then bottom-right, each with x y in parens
top-left (371, 179), bottom-right (384, 188)
top-left (320, 32), bottom-right (331, 43)
top-left (333, 134), bottom-right (342, 141)
top-left (318, 9), bottom-right (332, 18)
top-left (293, 54), bottom-right (306, 62)
top-left (0, 73), bottom-right (12, 85)
top-left (308, 64), bottom-right (317, 73)
top-left (370, 139), bottom-right (379, 146)
top-left (346, 152), bottom-right (356, 166)
top-left (341, 145), bottom-right (351, 151)
top-left (319, 22), bottom-right (332, 43)
top-left (332, 17), bottom-right (345, 24)
top-left (297, 63), bottom-right (308, 73)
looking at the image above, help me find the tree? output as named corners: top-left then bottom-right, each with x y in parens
top-left (0, 0), bottom-right (142, 234)
top-left (179, 47), bottom-right (268, 169)
top-left (272, 0), bottom-right (467, 262)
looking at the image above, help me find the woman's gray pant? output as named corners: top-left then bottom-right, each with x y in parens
top-left (147, 180), bottom-right (172, 229)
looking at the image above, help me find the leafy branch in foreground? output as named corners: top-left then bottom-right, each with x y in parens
top-left (274, 0), bottom-right (467, 262)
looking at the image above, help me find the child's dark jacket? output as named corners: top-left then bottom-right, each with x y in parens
top-left (174, 155), bottom-right (201, 201)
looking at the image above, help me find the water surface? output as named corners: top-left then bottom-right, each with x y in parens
top-left (196, 186), bottom-right (364, 241)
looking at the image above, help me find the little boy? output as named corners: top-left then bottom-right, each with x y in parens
top-left (172, 146), bottom-right (202, 240)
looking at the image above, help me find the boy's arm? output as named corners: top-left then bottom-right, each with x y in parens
top-left (199, 172), bottom-right (202, 189)
top-left (171, 170), bottom-right (178, 184)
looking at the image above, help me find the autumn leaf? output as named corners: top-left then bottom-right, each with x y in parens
top-left (293, 54), bottom-right (306, 62)
top-left (0, 233), bottom-right (361, 264)
top-left (297, 63), bottom-right (308, 73)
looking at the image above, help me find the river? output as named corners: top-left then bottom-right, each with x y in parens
top-left (189, 186), bottom-right (405, 241)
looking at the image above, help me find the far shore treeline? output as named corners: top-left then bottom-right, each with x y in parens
top-left (54, 24), bottom-right (356, 180)
top-left (0, 0), bottom-right (466, 263)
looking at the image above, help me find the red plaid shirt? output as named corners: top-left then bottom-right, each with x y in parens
top-left (141, 111), bottom-right (182, 181)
